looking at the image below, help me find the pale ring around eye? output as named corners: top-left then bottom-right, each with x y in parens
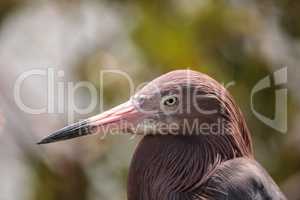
top-left (163, 95), bottom-right (178, 106)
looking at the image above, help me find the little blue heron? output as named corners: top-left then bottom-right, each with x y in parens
top-left (38, 70), bottom-right (286, 200)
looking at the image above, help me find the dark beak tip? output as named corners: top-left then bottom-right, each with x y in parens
top-left (36, 138), bottom-right (52, 145)
top-left (36, 121), bottom-right (90, 145)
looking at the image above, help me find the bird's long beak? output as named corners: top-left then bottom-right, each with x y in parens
top-left (37, 100), bottom-right (146, 144)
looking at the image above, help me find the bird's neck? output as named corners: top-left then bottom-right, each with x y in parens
top-left (127, 134), bottom-right (248, 200)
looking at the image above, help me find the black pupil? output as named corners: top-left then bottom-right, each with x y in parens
top-left (165, 97), bottom-right (176, 105)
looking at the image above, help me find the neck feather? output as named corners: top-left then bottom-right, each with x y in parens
top-left (127, 132), bottom-right (251, 200)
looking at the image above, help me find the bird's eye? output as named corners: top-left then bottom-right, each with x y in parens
top-left (163, 96), bottom-right (178, 106)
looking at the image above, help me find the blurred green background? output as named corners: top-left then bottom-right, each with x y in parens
top-left (0, 0), bottom-right (299, 199)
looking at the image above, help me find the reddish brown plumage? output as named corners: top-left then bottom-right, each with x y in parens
top-left (39, 70), bottom-right (286, 200)
top-left (127, 70), bottom-right (253, 200)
